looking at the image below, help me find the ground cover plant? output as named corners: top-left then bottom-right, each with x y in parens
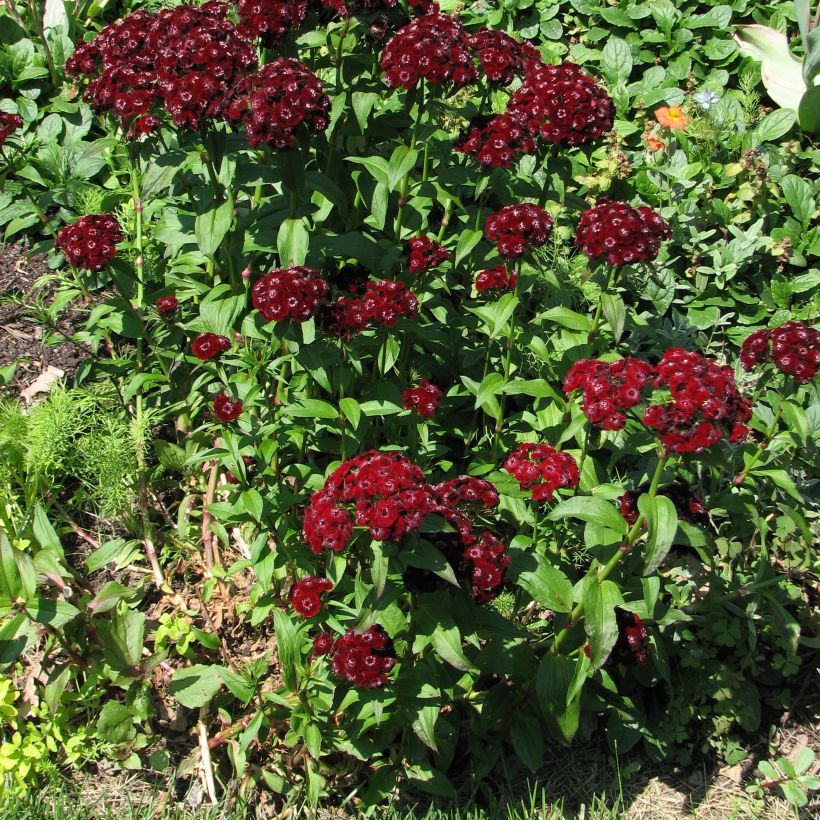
top-left (0, 0), bottom-right (818, 815)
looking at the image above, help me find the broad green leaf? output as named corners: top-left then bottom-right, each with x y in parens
top-left (637, 494), bottom-right (678, 575)
top-left (583, 579), bottom-right (623, 667)
top-left (798, 85), bottom-right (820, 132)
top-left (24, 597), bottom-right (80, 629)
top-left (88, 582), bottom-right (137, 614)
top-left (283, 398), bottom-right (339, 420)
top-left (515, 553), bottom-right (574, 613)
top-left (387, 146), bottom-right (418, 191)
top-left (0, 530), bottom-right (22, 601)
top-left (273, 609), bottom-right (301, 691)
top-left (345, 155), bottom-right (389, 186)
top-left (411, 703), bottom-right (439, 751)
top-left (601, 37), bottom-right (632, 82)
top-left (601, 294), bottom-right (626, 342)
top-left (779, 175), bottom-right (815, 226)
top-left (32, 504), bottom-right (63, 557)
top-left (751, 109), bottom-right (797, 143)
top-left (169, 664), bottom-right (223, 708)
top-left (339, 398), bottom-right (362, 428)
top-left (0, 612), bottom-right (31, 666)
top-left (535, 653), bottom-right (581, 744)
top-left (195, 199), bottom-right (233, 258)
top-left (455, 229), bottom-right (483, 265)
top-left (277, 217), bottom-right (309, 266)
top-left (96, 701), bottom-right (136, 745)
top-left (734, 25), bottom-right (805, 111)
top-left (510, 712), bottom-right (544, 771)
top-left (549, 497), bottom-right (627, 535)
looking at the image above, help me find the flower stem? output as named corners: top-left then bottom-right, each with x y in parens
top-left (492, 263), bottom-right (521, 459)
top-left (733, 390), bottom-right (787, 487)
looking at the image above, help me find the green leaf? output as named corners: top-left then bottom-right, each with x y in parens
top-left (96, 701), bottom-right (136, 745)
top-left (455, 229), bottom-right (483, 265)
top-left (0, 530), bottom-right (22, 601)
top-left (549, 497), bottom-right (627, 535)
top-left (798, 85), bottom-right (820, 132)
top-left (780, 175), bottom-right (815, 227)
top-left (0, 612), bottom-right (31, 667)
top-left (752, 469), bottom-right (803, 502)
top-left (195, 199), bottom-right (233, 258)
top-left (32, 504), bottom-right (63, 557)
top-left (86, 539), bottom-right (141, 573)
top-left (88, 582), bottom-right (137, 614)
top-left (24, 598), bottom-right (80, 629)
top-left (583, 580), bottom-right (623, 667)
top-left (637, 494), bottom-right (678, 575)
top-left (345, 156), bottom-right (389, 186)
top-left (734, 25), bottom-right (806, 111)
top-left (277, 217), bottom-right (309, 267)
top-left (169, 664), bottom-right (224, 708)
top-left (536, 653), bottom-right (581, 744)
top-left (601, 294), bottom-right (626, 342)
top-left (273, 609), bottom-right (301, 691)
top-left (283, 398), bottom-right (339, 420)
top-left (217, 667), bottom-right (254, 704)
top-left (339, 398), bottom-right (362, 428)
top-left (411, 703), bottom-right (439, 751)
top-left (601, 37), bottom-right (632, 82)
top-left (751, 109), bottom-right (797, 143)
top-left (387, 146), bottom-right (418, 191)
top-left (515, 552), bottom-right (574, 613)
top-left (510, 712), bottom-right (544, 771)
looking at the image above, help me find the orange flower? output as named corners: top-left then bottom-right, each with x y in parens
top-left (644, 134), bottom-right (666, 152)
top-left (654, 105), bottom-right (690, 131)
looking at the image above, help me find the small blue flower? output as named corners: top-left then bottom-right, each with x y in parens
top-left (694, 89), bottom-right (719, 110)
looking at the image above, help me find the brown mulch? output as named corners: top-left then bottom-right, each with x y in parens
top-left (0, 242), bottom-right (90, 393)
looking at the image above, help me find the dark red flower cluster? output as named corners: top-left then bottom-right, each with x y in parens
top-left (467, 29), bottom-right (539, 86)
top-left (213, 393), bottom-right (243, 422)
top-left (155, 295), bottom-right (179, 317)
top-left (613, 608), bottom-right (650, 665)
top-left (55, 214), bottom-right (122, 271)
top-left (320, 279), bottom-right (418, 338)
top-left (192, 332), bottom-right (231, 361)
top-left (289, 576), bottom-right (333, 617)
top-left (312, 631), bottom-right (334, 655)
top-left (251, 267), bottom-right (329, 323)
top-left (619, 482), bottom-right (707, 528)
top-left (330, 626), bottom-right (396, 689)
top-left (454, 114), bottom-right (536, 169)
top-left (431, 475), bottom-right (499, 511)
top-left (463, 531), bottom-right (511, 602)
top-left (380, 13), bottom-right (476, 90)
top-left (506, 61), bottom-right (614, 146)
top-left (320, 298), bottom-right (370, 338)
top-left (575, 200), bottom-right (671, 266)
top-left (485, 203), bottom-right (553, 258)
top-left (740, 321), bottom-right (820, 384)
top-left (504, 443), bottom-right (579, 502)
top-left (225, 58), bottom-right (330, 149)
top-left (0, 111), bottom-right (23, 146)
top-left (402, 380), bottom-right (442, 418)
top-left (320, 0), bottom-right (397, 16)
top-left (406, 236), bottom-right (451, 274)
top-left (236, 0), bottom-right (308, 45)
top-left (475, 263), bottom-right (517, 295)
top-left (67, 4), bottom-right (257, 135)
top-left (642, 349), bottom-right (751, 453)
top-left (563, 357), bottom-right (653, 431)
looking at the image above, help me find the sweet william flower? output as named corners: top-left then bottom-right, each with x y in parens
top-left (0, 111), bottom-right (23, 146)
top-left (402, 380), bottom-right (442, 418)
top-left (330, 625), bottom-right (396, 689)
top-left (485, 203), bottom-right (552, 259)
top-left (213, 394), bottom-right (243, 422)
top-left (312, 632), bottom-right (335, 655)
top-left (155, 295), bottom-right (179, 317)
top-left (654, 105), bottom-right (689, 131)
top-left (289, 576), bottom-right (333, 617)
top-left (55, 214), bottom-right (122, 272)
top-left (191, 333), bottom-right (231, 361)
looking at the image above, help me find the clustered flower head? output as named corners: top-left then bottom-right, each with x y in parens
top-left (467, 29), bottom-right (540, 86)
top-left (236, 0), bottom-right (308, 45)
top-left (642, 349), bottom-right (751, 453)
top-left (0, 111), bottom-right (23, 146)
top-left (485, 203), bottom-right (553, 258)
top-left (463, 531), bottom-right (511, 602)
top-left (67, 3), bottom-right (257, 135)
top-left (155, 295), bottom-right (180, 317)
top-left (289, 576), bottom-right (333, 617)
top-left (563, 357), bottom-right (653, 431)
top-left (213, 393), bottom-right (243, 422)
top-left (504, 442), bottom-right (579, 502)
top-left (225, 58), bottom-right (330, 149)
top-left (55, 214), bottom-right (122, 271)
top-left (431, 475), bottom-right (499, 510)
top-left (380, 13), bottom-right (476, 90)
top-left (454, 114), bottom-right (536, 169)
top-left (192, 332), bottom-right (231, 361)
top-left (406, 236), bottom-right (451, 274)
top-left (330, 625), bottom-right (396, 689)
top-left (312, 631), bottom-right (334, 655)
top-left (319, 279), bottom-right (418, 338)
top-left (506, 61), bottom-right (614, 147)
top-left (619, 481), bottom-right (707, 528)
top-left (402, 379), bottom-right (443, 418)
top-left (613, 608), bottom-right (650, 665)
top-left (475, 263), bottom-right (516, 296)
top-left (740, 321), bottom-right (820, 384)
top-left (251, 267), bottom-right (329, 323)
top-left (575, 200), bottom-right (671, 266)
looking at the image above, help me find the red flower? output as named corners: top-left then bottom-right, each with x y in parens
top-left (289, 576), bottom-right (333, 617)
top-left (431, 476), bottom-right (499, 510)
top-left (504, 442), bottom-right (579, 502)
top-left (0, 111), bottom-right (23, 146)
top-left (330, 625), bottom-right (396, 688)
top-left (454, 114), bottom-right (536, 169)
top-left (191, 332), bottom-right (231, 361)
top-left (475, 263), bottom-right (517, 295)
top-left (406, 236), bottom-right (451, 274)
top-left (251, 267), bottom-right (329, 323)
top-left (55, 214), bottom-right (122, 271)
top-left (312, 632), bottom-right (335, 655)
top-left (740, 321), bottom-right (820, 384)
top-left (575, 200), bottom-right (670, 266)
top-left (402, 380), bottom-right (443, 418)
top-left (380, 13), bottom-right (476, 90)
top-left (485, 203), bottom-right (552, 258)
top-left (614, 609), bottom-right (650, 665)
top-left (213, 393), bottom-right (243, 422)
top-left (236, 0), bottom-right (308, 46)
top-left (155, 295), bottom-right (179, 316)
top-left (463, 531), bottom-right (510, 602)
top-left (467, 29), bottom-right (540, 86)
top-left (361, 279), bottom-right (418, 328)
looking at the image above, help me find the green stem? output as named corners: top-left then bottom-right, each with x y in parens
top-left (334, 17), bottom-right (352, 91)
top-left (394, 81), bottom-right (425, 241)
top-left (338, 341), bottom-right (347, 462)
top-left (492, 264), bottom-right (521, 458)
top-left (733, 394), bottom-right (786, 487)
top-left (587, 266), bottom-right (617, 346)
top-left (551, 453), bottom-right (669, 655)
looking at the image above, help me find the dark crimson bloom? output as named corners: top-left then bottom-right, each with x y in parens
top-left (320, 0), bottom-right (397, 15)
top-left (504, 442), bottom-right (579, 502)
top-left (312, 632), bottom-right (335, 655)
top-left (236, 0), bottom-right (308, 45)
top-left (361, 279), bottom-right (418, 327)
top-left (563, 357), bottom-right (653, 431)
top-left (485, 203), bottom-right (553, 258)
top-left (155, 295), bottom-right (180, 316)
top-left (328, 262), bottom-right (369, 296)
top-left (467, 29), bottom-right (540, 86)
top-left (575, 200), bottom-right (671, 266)
top-left (613, 608), bottom-right (650, 665)
top-left (225, 455), bottom-right (256, 484)
top-left (55, 214), bottom-right (122, 271)
top-left (506, 61), bottom-right (614, 147)
top-left (642, 349), bottom-right (752, 454)
top-left (740, 321), bottom-right (820, 384)
top-left (407, 0), bottom-right (437, 13)
top-left (226, 58), bottom-right (330, 149)
top-left (191, 332), bottom-right (231, 361)
top-left (402, 379), bottom-right (443, 418)
top-left (463, 531), bottom-right (510, 602)
top-left (213, 393), bottom-right (243, 422)
top-left (330, 625), bottom-right (396, 689)
top-left (0, 111), bottom-right (23, 146)
top-left (380, 13), bottom-right (476, 90)
top-left (619, 482), bottom-right (707, 528)
top-left (289, 576), bottom-right (333, 617)
top-left (319, 298), bottom-right (370, 339)
top-left (406, 236), bottom-right (451, 274)
top-left (431, 476), bottom-right (499, 510)
top-left (454, 114), bottom-right (536, 169)
top-left (251, 267), bottom-right (329, 323)
top-left (475, 263), bottom-right (517, 295)
top-left (302, 496), bottom-right (356, 553)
